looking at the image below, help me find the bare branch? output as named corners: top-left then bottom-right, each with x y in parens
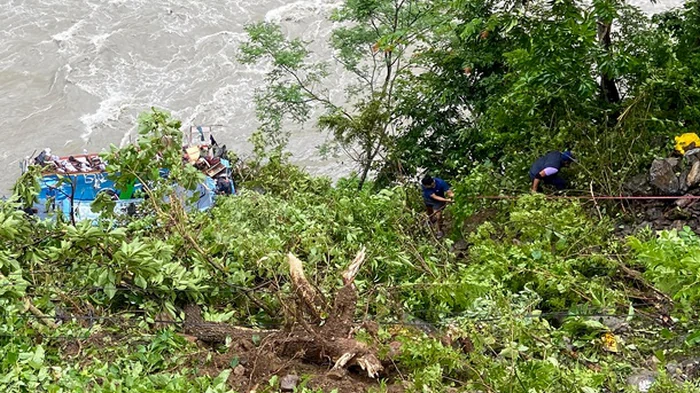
top-left (287, 253), bottom-right (326, 321)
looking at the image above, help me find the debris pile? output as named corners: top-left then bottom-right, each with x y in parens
top-left (622, 148), bottom-right (700, 233)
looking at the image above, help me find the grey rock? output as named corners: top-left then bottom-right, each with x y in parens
top-left (616, 224), bottom-right (633, 237)
top-left (650, 159), bottom-right (680, 194)
top-left (666, 362), bottom-right (682, 378)
top-left (681, 357), bottom-right (700, 380)
top-left (680, 169), bottom-right (690, 193)
top-left (233, 365), bottom-right (245, 377)
top-left (593, 316), bottom-right (629, 333)
top-left (657, 219), bottom-right (673, 228)
top-left (668, 157), bottom-right (681, 169)
top-left (687, 161), bottom-right (700, 188)
top-left (627, 370), bottom-right (657, 393)
top-left (280, 374), bottom-right (300, 391)
top-left (685, 148), bottom-right (700, 163)
top-left (624, 173), bottom-right (652, 195)
top-left (675, 195), bottom-right (696, 209)
top-left (672, 220), bottom-right (686, 231)
top-left (666, 208), bottom-right (691, 220)
top-left (451, 238), bottom-right (469, 251)
top-left (637, 221), bottom-right (653, 231)
top-left (664, 358), bottom-right (700, 382)
top-left (645, 207), bottom-right (664, 221)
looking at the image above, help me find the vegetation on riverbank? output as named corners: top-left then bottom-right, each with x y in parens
top-left (3, 0), bottom-right (700, 391)
top-left (1, 109), bottom-right (700, 392)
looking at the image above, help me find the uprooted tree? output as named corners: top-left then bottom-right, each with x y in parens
top-left (183, 247), bottom-right (383, 379)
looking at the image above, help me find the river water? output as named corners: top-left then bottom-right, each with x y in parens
top-left (0, 0), bottom-right (683, 194)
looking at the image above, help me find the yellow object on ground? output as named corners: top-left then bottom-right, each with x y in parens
top-left (602, 332), bottom-right (619, 353)
top-left (675, 133), bottom-right (700, 155)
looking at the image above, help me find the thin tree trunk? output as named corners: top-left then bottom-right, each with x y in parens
top-left (358, 161), bottom-right (372, 190)
top-left (357, 140), bottom-right (382, 190)
top-left (597, 21), bottom-right (620, 104)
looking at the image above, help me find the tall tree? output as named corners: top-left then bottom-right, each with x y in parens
top-left (238, 0), bottom-right (439, 188)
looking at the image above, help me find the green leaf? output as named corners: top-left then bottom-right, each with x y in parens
top-left (28, 345), bottom-right (45, 370)
top-left (685, 330), bottom-right (700, 346)
top-left (134, 275), bottom-right (147, 289)
top-left (5, 351), bottom-right (18, 365)
top-left (105, 286), bottom-right (117, 299)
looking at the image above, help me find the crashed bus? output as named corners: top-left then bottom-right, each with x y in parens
top-left (20, 126), bottom-right (235, 222)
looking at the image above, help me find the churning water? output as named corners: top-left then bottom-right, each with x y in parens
top-left (0, 0), bottom-right (683, 194)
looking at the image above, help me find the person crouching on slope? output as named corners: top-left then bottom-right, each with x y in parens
top-left (529, 150), bottom-right (575, 192)
top-left (421, 175), bottom-right (454, 238)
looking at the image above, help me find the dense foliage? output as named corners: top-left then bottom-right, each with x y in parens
top-left (1, 109), bottom-right (700, 391)
top-left (241, 0), bottom-right (700, 192)
top-left (3, 0), bottom-right (700, 390)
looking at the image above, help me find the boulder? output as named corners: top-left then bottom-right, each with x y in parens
top-left (649, 159), bottom-right (680, 194)
top-left (627, 370), bottom-right (657, 393)
top-left (280, 374), bottom-right (300, 391)
top-left (624, 173), bottom-right (653, 196)
top-left (687, 161), bottom-right (700, 188)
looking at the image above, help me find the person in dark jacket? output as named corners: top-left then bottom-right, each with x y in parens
top-left (421, 175), bottom-right (454, 237)
top-left (215, 175), bottom-right (234, 196)
top-left (529, 151), bottom-right (575, 192)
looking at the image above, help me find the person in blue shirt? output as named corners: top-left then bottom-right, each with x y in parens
top-left (421, 175), bottom-right (454, 237)
top-left (529, 150), bottom-right (575, 192)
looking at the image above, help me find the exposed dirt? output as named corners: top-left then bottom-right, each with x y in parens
top-left (183, 311), bottom-right (406, 392)
top-left (181, 251), bottom-right (405, 392)
top-left (459, 207), bottom-right (499, 236)
top-left (193, 347), bottom-right (399, 393)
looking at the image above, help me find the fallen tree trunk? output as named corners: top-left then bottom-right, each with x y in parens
top-left (182, 304), bottom-right (278, 344)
